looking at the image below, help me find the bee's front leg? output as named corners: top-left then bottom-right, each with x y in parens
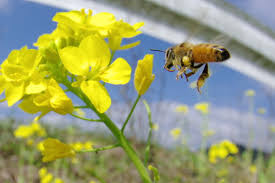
top-left (176, 66), bottom-right (187, 80)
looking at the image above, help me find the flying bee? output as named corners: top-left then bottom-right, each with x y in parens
top-left (151, 42), bottom-right (230, 93)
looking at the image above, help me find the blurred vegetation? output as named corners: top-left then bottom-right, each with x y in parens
top-left (0, 118), bottom-right (274, 183)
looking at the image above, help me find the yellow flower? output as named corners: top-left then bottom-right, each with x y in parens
top-left (39, 167), bottom-right (48, 178)
top-left (270, 125), bottom-right (275, 133)
top-left (54, 178), bottom-right (64, 183)
top-left (134, 54), bottom-right (155, 95)
top-left (175, 105), bottom-right (189, 114)
top-left (108, 20), bottom-right (144, 51)
top-left (202, 129), bottom-right (216, 137)
top-left (152, 123), bottom-right (159, 131)
top-left (14, 125), bottom-right (34, 138)
top-left (39, 138), bottom-right (75, 162)
top-left (208, 140), bottom-right (238, 164)
top-left (221, 140), bottom-right (238, 154)
top-left (249, 165), bottom-right (257, 174)
top-left (71, 142), bottom-right (83, 151)
top-left (257, 107), bottom-right (266, 115)
top-left (170, 128), bottom-right (181, 140)
top-left (89, 181), bottom-right (97, 183)
top-left (84, 141), bottom-right (94, 150)
top-left (53, 9), bottom-right (116, 38)
top-left (41, 173), bottom-right (53, 183)
top-left (0, 46), bottom-right (45, 106)
top-left (244, 89), bottom-right (255, 97)
top-left (59, 35), bottom-right (131, 113)
top-left (14, 121), bottom-right (46, 138)
top-left (19, 78), bottom-right (73, 116)
top-left (194, 102), bottom-right (209, 115)
top-left (74, 108), bottom-right (86, 117)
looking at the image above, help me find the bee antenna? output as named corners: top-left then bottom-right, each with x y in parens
top-left (150, 49), bottom-right (165, 53)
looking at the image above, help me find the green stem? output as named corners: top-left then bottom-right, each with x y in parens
top-left (79, 144), bottom-right (120, 153)
top-left (143, 100), bottom-right (153, 166)
top-left (121, 95), bottom-right (141, 133)
top-left (64, 82), bottom-right (152, 183)
top-left (70, 113), bottom-right (104, 122)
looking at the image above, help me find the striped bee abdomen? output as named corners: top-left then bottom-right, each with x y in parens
top-left (192, 44), bottom-right (230, 63)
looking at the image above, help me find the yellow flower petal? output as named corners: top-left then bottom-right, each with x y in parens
top-left (175, 105), bottom-right (189, 114)
top-left (194, 102), bottom-right (209, 115)
top-left (79, 35), bottom-right (111, 67)
top-left (40, 138), bottom-right (75, 162)
top-left (170, 128), bottom-right (181, 140)
top-left (5, 82), bottom-right (24, 106)
top-left (134, 54), bottom-right (155, 95)
top-left (14, 125), bottom-right (34, 138)
top-left (59, 46), bottom-right (89, 76)
top-left (119, 40), bottom-right (140, 50)
top-left (244, 89), bottom-right (255, 97)
top-left (48, 79), bottom-right (73, 115)
top-left (88, 12), bottom-right (116, 27)
top-left (81, 80), bottom-right (111, 113)
top-left (100, 58), bottom-right (131, 84)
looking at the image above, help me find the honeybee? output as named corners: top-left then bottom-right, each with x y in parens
top-left (151, 42), bottom-right (230, 93)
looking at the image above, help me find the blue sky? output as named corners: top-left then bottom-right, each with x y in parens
top-left (0, 0), bottom-right (274, 117)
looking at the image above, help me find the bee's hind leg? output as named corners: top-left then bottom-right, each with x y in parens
top-left (197, 64), bottom-right (209, 94)
top-left (184, 63), bottom-right (204, 82)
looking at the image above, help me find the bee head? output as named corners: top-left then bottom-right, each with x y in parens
top-left (164, 48), bottom-right (175, 72)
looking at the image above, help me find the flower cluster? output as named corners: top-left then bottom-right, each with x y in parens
top-left (208, 140), bottom-right (239, 164)
top-left (0, 9), bottom-right (144, 116)
top-left (14, 121), bottom-right (46, 139)
top-left (39, 167), bottom-right (64, 183)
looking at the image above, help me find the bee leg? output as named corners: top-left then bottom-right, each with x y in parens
top-left (176, 67), bottom-right (187, 80)
top-left (184, 70), bottom-right (197, 82)
top-left (197, 64), bottom-right (210, 94)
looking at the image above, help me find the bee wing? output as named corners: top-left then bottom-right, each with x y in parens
top-left (210, 33), bottom-right (231, 46)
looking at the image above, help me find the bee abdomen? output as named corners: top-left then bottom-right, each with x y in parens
top-left (192, 44), bottom-right (230, 63)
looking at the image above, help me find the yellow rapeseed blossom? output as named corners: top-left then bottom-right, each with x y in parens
top-left (257, 107), bottom-right (266, 115)
top-left (244, 89), bottom-right (255, 97)
top-left (54, 178), bottom-right (64, 183)
top-left (194, 102), bottom-right (209, 115)
top-left (39, 167), bottom-right (48, 178)
top-left (19, 78), bottom-right (73, 116)
top-left (59, 35), bottom-right (131, 113)
top-left (152, 123), bottom-right (159, 131)
top-left (14, 121), bottom-right (46, 138)
top-left (41, 173), bottom-right (53, 183)
top-left (270, 125), bottom-right (275, 133)
top-left (208, 140), bottom-right (238, 164)
top-left (203, 129), bottom-right (216, 137)
top-left (108, 20), bottom-right (144, 51)
top-left (83, 141), bottom-right (94, 150)
top-left (74, 108), bottom-right (86, 117)
top-left (249, 165), bottom-right (257, 174)
top-left (170, 128), bottom-right (181, 140)
top-left (134, 54), bottom-right (155, 95)
top-left (221, 140), bottom-right (239, 154)
top-left (0, 46), bottom-right (45, 106)
top-left (175, 105), bottom-right (189, 114)
top-left (39, 138), bottom-right (75, 162)
top-left (71, 141), bottom-right (94, 151)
